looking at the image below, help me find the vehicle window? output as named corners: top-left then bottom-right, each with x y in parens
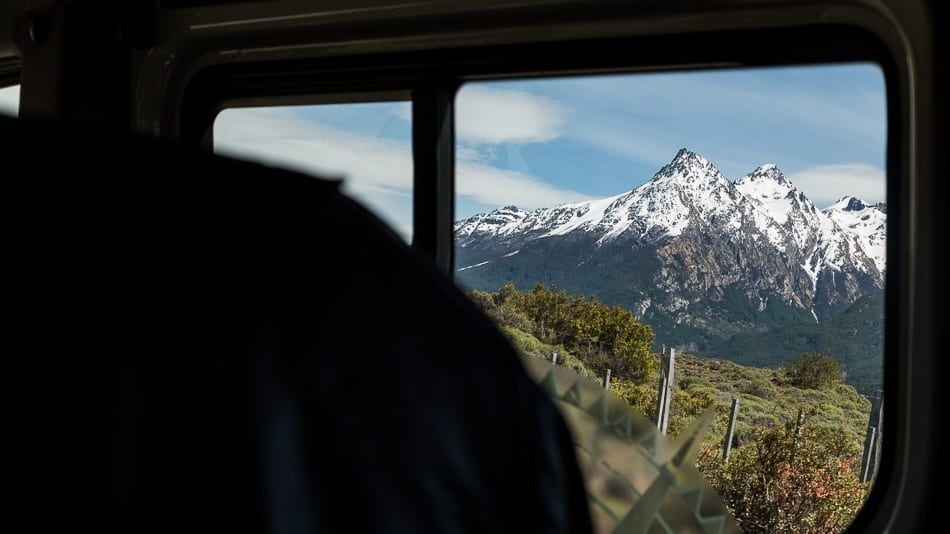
top-left (0, 84), bottom-right (19, 117)
top-left (214, 102), bottom-right (413, 242)
top-left (453, 64), bottom-right (886, 533)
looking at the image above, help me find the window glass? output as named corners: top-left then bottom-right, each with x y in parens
top-left (214, 102), bottom-right (413, 242)
top-left (454, 64), bottom-right (886, 533)
top-left (0, 84), bottom-right (19, 117)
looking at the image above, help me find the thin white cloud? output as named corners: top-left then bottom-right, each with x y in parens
top-left (214, 107), bottom-right (591, 238)
top-left (216, 107), bottom-right (409, 186)
top-left (215, 107), bottom-right (414, 239)
top-left (527, 68), bottom-right (886, 183)
top-left (787, 163), bottom-right (886, 206)
top-left (568, 121), bottom-right (682, 171)
top-left (562, 71), bottom-right (885, 147)
top-left (455, 85), bottom-right (569, 144)
top-left (456, 143), bottom-right (498, 163)
top-left (457, 161), bottom-right (596, 210)
top-left (0, 85), bottom-right (19, 117)
top-left (393, 86), bottom-right (570, 145)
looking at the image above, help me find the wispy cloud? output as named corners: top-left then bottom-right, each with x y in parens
top-left (455, 85), bottom-right (569, 144)
top-left (215, 108), bottom-right (411, 190)
top-left (457, 161), bottom-right (596, 210)
top-left (566, 120), bottom-right (684, 172)
top-left (215, 107), bottom-right (415, 238)
top-left (787, 163), bottom-right (886, 206)
top-left (512, 65), bottom-right (887, 181)
top-left (0, 85), bottom-right (19, 117)
top-left (393, 86), bottom-right (570, 146)
top-left (214, 107), bottom-right (591, 238)
top-left (456, 143), bottom-right (498, 164)
top-left (559, 68), bottom-right (885, 146)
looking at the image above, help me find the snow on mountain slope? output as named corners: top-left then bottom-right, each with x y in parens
top-left (734, 164), bottom-right (824, 251)
top-left (457, 149), bottom-right (783, 248)
top-left (824, 196), bottom-right (887, 274)
top-left (734, 163), bottom-right (886, 282)
top-left (454, 205), bottom-right (529, 241)
top-left (454, 149), bottom-right (885, 285)
top-left (599, 148), bottom-right (752, 241)
top-left (455, 148), bottom-right (887, 339)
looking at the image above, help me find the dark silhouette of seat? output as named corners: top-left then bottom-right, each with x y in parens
top-left (1, 116), bottom-right (593, 533)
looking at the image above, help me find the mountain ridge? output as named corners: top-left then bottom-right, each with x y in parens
top-left (455, 149), bottom-right (886, 364)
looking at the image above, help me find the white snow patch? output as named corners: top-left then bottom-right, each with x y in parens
top-left (824, 197), bottom-right (886, 274)
top-left (542, 192), bottom-right (628, 238)
top-left (456, 261), bottom-right (491, 272)
top-left (802, 256), bottom-right (820, 295)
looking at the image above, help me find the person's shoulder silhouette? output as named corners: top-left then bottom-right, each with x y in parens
top-left (1, 116), bottom-right (593, 533)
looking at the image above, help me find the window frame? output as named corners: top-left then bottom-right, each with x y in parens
top-left (175, 16), bottom-right (914, 534)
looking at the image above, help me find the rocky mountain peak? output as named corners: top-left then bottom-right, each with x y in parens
top-left (836, 196), bottom-right (880, 213)
top-left (738, 163), bottom-right (792, 189)
top-left (653, 148), bottom-right (730, 190)
top-left (823, 196), bottom-right (887, 274)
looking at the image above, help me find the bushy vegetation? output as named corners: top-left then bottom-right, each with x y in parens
top-left (783, 351), bottom-right (843, 390)
top-left (469, 283), bottom-right (875, 533)
top-left (497, 325), bottom-right (595, 379)
top-left (696, 419), bottom-right (869, 533)
top-left (470, 282), bottom-right (656, 382)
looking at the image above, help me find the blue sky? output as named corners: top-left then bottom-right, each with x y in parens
top-left (4, 62), bottom-right (887, 242)
top-left (0, 85), bottom-right (18, 116)
top-left (452, 63), bottom-right (886, 223)
top-left (211, 62), bottom-right (887, 241)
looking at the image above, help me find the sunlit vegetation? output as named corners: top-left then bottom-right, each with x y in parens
top-left (470, 282), bottom-right (656, 382)
top-left (469, 283), bottom-right (873, 533)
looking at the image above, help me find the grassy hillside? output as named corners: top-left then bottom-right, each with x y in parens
top-left (645, 353), bottom-right (870, 449)
top-left (515, 335), bottom-right (874, 533)
top-left (471, 284), bottom-right (876, 532)
top-left (517, 346), bottom-right (872, 456)
top-left (480, 284), bottom-right (874, 459)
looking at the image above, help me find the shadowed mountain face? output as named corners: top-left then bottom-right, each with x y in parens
top-left (455, 149), bottom-right (885, 352)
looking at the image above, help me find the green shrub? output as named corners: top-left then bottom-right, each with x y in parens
top-left (697, 420), bottom-right (868, 534)
top-left (783, 352), bottom-right (843, 390)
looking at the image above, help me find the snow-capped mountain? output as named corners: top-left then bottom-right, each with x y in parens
top-left (734, 163), bottom-right (819, 251)
top-left (457, 149), bottom-right (766, 247)
top-left (823, 196), bottom-right (887, 275)
top-left (455, 149), bottom-right (885, 348)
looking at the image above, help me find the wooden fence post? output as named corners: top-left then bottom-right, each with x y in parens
top-left (790, 408), bottom-right (805, 462)
top-left (655, 370), bottom-right (667, 431)
top-left (655, 346), bottom-right (676, 435)
top-left (860, 427), bottom-right (877, 483)
top-left (861, 390), bottom-right (884, 483)
top-left (723, 396), bottom-right (740, 461)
